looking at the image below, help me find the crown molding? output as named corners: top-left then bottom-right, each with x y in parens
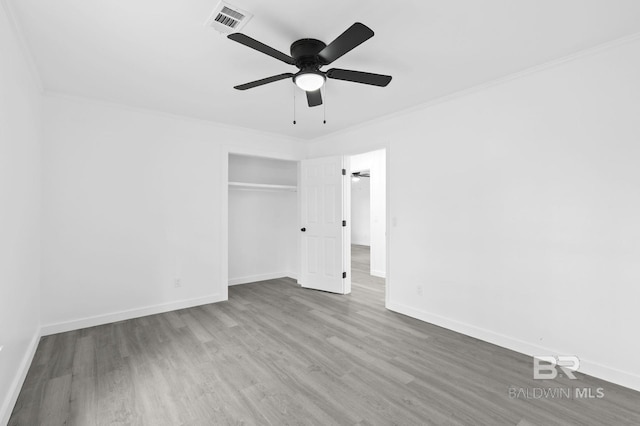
top-left (43, 90), bottom-right (307, 145)
top-left (309, 30), bottom-right (640, 145)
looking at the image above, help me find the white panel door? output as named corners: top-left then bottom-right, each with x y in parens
top-left (300, 156), bottom-right (351, 294)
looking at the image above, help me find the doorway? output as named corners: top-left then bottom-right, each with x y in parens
top-left (349, 149), bottom-right (387, 304)
top-left (221, 148), bottom-right (301, 301)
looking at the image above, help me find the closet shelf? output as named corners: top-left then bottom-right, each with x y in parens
top-left (228, 181), bottom-right (297, 192)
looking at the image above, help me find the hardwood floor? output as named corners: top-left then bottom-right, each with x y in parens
top-left (10, 245), bottom-right (640, 425)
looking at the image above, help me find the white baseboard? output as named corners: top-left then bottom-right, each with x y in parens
top-left (229, 272), bottom-right (296, 286)
top-left (386, 300), bottom-right (640, 393)
top-left (41, 294), bottom-right (225, 336)
top-left (1, 328), bottom-right (41, 426)
top-left (575, 359), bottom-right (640, 393)
top-left (370, 269), bottom-right (386, 278)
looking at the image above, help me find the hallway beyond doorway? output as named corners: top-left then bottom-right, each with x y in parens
top-left (351, 244), bottom-right (385, 307)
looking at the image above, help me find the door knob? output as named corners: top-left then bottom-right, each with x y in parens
top-left (300, 227), bottom-right (306, 232)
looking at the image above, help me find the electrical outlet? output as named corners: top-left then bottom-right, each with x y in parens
top-left (417, 285), bottom-right (423, 296)
top-left (174, 278), bottom-right (182, 288)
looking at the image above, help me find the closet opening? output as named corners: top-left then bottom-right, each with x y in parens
top-left (227, 153), bottom-right (299, 291)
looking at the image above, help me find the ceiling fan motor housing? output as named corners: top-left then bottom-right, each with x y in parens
top-left (290, 39), bottom-right (327, 70)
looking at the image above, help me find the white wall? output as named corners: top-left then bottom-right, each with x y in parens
top-left (40, 94), bottom-right (304, 334)
top-left (350, 150), bottom-right (387, 277)
top-left (350, 178), bottom-right (370, 246)
top-left (228, 154), bottom-right (297, 186)
top-left (0, 3), bottom-right (42, 423)
top-left (228, 155), bottom-right (298, 284)
top-left (308, 37), bottom-right (640, 391)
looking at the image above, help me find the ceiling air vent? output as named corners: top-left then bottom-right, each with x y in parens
top-left (205, 1), bottom-right (252, 34)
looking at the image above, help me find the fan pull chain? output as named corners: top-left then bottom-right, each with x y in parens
top-left (293, 85), bottom-right (297, 125)
top-left (323, 83), bottom-right (327, 124)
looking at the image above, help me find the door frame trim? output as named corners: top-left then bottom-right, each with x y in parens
top-left (342, 146), bottom-right (390, 308)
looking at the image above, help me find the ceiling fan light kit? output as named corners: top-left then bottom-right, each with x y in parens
top-left (294, 71), bottom-right (325, 92)
top-left (226, 22), bottom-right (392, 112)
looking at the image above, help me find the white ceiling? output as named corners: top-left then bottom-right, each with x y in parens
top-left (10, 0), bottom-right (640, 140)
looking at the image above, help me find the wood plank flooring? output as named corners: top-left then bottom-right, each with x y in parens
top-left (9, 245), bottom-right (640, 425)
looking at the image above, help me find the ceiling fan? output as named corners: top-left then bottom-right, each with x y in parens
top-left (227, 23), bottom-right (392, 107)
top-left (351, 171), bottom-right (370, 182)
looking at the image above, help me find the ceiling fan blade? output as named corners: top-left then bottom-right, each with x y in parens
top-left (234, 73), bottom-right (294, 90)
top-left (228, 33), bottom-right (295, 65)
top-left (318, 23), bottom-right (374, 65)
top-left (306, 89), bottom-right (322, 107)
top-left (326, 68), bottom-right (392, 87)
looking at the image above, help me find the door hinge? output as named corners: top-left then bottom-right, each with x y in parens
top-left (342, 272), bottom-right (347, 279)
top-left (342, 168), bottom-right (346, 175)
top-left (342, 220), bottom-right (346, 227)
